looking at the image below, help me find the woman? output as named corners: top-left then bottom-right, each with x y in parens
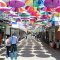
top-left (5, 35), bottom-right (11, 57)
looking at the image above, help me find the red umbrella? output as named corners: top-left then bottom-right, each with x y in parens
top-left (25, 6), bottom-right (34, 13)
top-left (43, 7), bottom-right (53, 12)
top-left (30, 12), bottom-right (40, 17)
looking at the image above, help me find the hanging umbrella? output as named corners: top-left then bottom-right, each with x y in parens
top-left (55, 6), bottom-right (60, 13)
top-left (43, 7), bottom-right (52, 12)
top-left (30, 12), bottom-right (40, 17)
top-left (25, 6), bottom-right (34, 13)
top-left (40, 14), bottom-right (50, 19)
top-left (44, 0), bottom-right (59, 8)
top-left (8, 14), bottom-right (17, 17)
top-left (7, 0), bottom-right (25, 8)
top-left (17, 7), bottom-right (25, 12)
top-left (7, 0), bottom-right (25, 11)
top-left (0, 0), bottom-right (7, 7)
top-left (0, 7), bottom-right (12, 11)
top-left (20, 13), bottom-right (30, 17)
top-left (38, 0), bottom-right (45, 8)
top-left (25, 0), bottom-right (33, 6)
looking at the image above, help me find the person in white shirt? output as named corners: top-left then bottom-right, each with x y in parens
top-left (5, 35), bottom-right (11, 57)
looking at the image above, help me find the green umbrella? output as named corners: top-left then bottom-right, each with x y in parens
top-left (20, 13), bottom-right (30, 17)
top-left (34, 21), bottom-right (46, 25)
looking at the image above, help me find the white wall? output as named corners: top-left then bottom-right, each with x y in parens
top-left (6, 26), bottom-right (10, 35)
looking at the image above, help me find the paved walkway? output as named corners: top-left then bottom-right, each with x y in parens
top-left (0, 38), bottom-right (60, 60)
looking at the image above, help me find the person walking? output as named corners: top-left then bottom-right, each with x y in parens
top-left (5, 35), bottom-right (11, 58)
top-left (10, 33), bottom-right (18, 60)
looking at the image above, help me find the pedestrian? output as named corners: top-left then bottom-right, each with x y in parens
top-left (5, 35), bottom-right (11, 58)
top-left (10, 33), bottom-right (18, 60)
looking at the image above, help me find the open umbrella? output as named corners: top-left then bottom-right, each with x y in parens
top-left (40, 14), bottom-right (50, 19)
top-left (20, 13), bottom-right (30, 17)
top-left (43, 7), bottom-right (52, 12)
top-left (7, 0), bottom-right (25, 8)
top-left (25, 0), bottom-right (33, 6)
top-left (7, 0), bottom-right (25, 11)
top-left (8, 14), bottom-right (17, 17)
top-left (44, 0), bottom-right (59, 8)
top-left (0, 0), bottom-right (7, 7)
top-left (55, 6), bottom-right (60, 13)
top-left (0, 7), bottom-right (12, 11)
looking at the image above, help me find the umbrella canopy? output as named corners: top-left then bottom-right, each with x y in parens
top-left (55, 6), bottom-right (60, 13)
top-left (8, 14), bottom-right (17, 17)
top-left (25, 6), bottom-right (34, 13)
top-left (0, 1), bottom-right (7, 7)
top-left (44, 0), bottom-right (59, 8)
top-left (30, 12), bottom-right (40, 17)
top-left (20, 13), bottom-right (30, 17)
top-left (17, 7), bottom-right (25, 12)
top-left (7, 0), bottom-right (25, 8)
top-left (0, 7), bottom-right (12, 11)
top-left (40, 14), bottom-right (50, 19)
top-left (25, 0), bottom-right (33, 6)
top-left (43, 7), bottom-right (52, 12)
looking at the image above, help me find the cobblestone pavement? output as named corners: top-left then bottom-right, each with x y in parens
top-left (0, 38), bottom-right (60, 60)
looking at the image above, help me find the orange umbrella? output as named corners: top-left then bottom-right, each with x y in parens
top-left (16, 7), bottom-right (25, 12)
top-left (0, 1), bottom-right (7, 7)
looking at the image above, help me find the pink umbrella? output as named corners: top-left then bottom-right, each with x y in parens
top-left (55, 6), bottom-right (60, 13)
top-left (40, 15), bottom-right (50, 19)
top-left (43, 7), bottom-right (53, 12)
top-left (0, 7), bottom-right (12, 11)
top-left (44, 0), bottom-right (59, 8)
top-left (7, 0), bottom-right (25, 8)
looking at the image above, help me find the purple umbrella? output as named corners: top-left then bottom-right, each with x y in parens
top-left (7, 0), bottom-right (25, 8)
top-left (44, 0), bottom-right (59, 8)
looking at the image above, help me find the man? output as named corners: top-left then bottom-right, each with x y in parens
top-left (10, 33), bottom-right (18, 60)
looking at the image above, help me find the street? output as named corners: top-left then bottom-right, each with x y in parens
top-left (0, 38), bottom-right (60, 60)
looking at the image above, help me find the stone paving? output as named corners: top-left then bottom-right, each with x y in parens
top-left (0, 38), bottom-right (60, 60)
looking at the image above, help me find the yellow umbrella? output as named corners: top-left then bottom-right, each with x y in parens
top-left (25, 0), bottom-right (33, 6)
